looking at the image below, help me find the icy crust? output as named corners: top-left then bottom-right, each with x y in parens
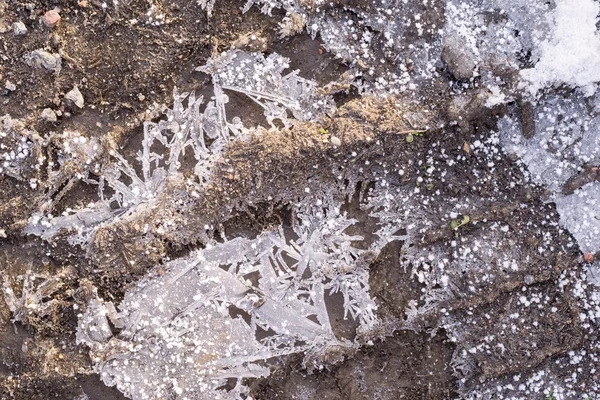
top-left (499, 94), bottom-right (600, 192)
top-left (77, 200), bottom-right (398, 399)
top-left (499, 92), bottom-right (600, 253)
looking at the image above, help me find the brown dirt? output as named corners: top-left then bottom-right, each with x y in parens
top-left (251, 329), bottom-right (458, 399)
top-left (0, 0), bottom-right (594, 399)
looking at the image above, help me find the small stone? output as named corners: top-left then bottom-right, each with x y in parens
top-left (40, 108), bottom-right (57, 122)
top-left (137, 93), bottom-right (145, 102)
top-left (65, 85), bottom-right (84, 108)
top-left (28, 49), bottom-right (62, 73)
top-left (42, 10), bottom-right (61, 28)
top-left (462, 142), bottom-right (471, 153)
top-left (12, 21), bottom-right (27, 35)
top-left (330, 136), bottom-right (341, 147)
top-left (442, 33), bottom-right (477, 81)
top-left (584, 253), bottom-right (594, 263)
top-left (5, 81), bottom-right (16, 92)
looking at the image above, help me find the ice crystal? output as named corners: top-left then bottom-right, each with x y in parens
top-left (520, 0), bottom-right (600, 96)
top-left (25, 50), bottom-right (334, 247)
top-left (499, 92), bottom-right (600, 253)
top-left (198, 50), bottom-right (336, 127)
top-left (2, 270), bottom-right (67, 323)
top-left (77, 198), bottom-right (396, 399)
top-left (25, 90), bottom-right (213, 245)
top-left (0, 115), bottom-right (40, 181)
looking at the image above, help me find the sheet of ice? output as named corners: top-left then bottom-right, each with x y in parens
top-left (499, 92), bottom-right (600, 253)
top-left (555, 182), bottom-right (600, 254)
top-left (499, 94), bottom-right (600, 192)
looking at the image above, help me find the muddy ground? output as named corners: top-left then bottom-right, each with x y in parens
top-left (0, 0), bottom-right (596, 399)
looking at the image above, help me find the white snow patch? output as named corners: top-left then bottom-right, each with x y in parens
top-left (520, 0), bottom-right (600, 96)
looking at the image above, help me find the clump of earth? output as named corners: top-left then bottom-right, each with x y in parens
top-left (1, 0), bottom-right (600, 399)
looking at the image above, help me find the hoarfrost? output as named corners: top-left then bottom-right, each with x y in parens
top-left (198, 50), bottom-right (336, 127)
top-left (24, 90), bottom-right (210, 245)
top-left (78, 199), bottom-right (398, 399)
top-left (0, 115), bottom-right (40, 181)
top-left (25, 50), bottom-right (334, 247)
top-left (2, 269), bottom-right (68, 323)
top-left (555, 183), bottom-right (600, 254)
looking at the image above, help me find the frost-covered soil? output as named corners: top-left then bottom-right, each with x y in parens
top-left (1, 0), bottom-right (600, 399)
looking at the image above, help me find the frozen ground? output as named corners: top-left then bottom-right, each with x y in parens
top-left (1, 0), bottom-right (600, 399)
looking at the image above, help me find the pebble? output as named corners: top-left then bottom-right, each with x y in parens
top-left (4, 81), bottom-right (16, 92)
top-left (42, 10), bottom-right (61, 28)
top-left (442, 33), bottom-right (477, 81)
top-left (40, 108), bottom-right (58, 122)
top-left (12, 21), bottom-right (27, 36)
top-left (28, 49), bottom-right (62, 73)
top-left (65, 85), bottom-right (84, 108)
top-left (330, 136), bottom-right (341, 147)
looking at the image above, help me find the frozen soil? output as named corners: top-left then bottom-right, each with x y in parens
top-left (0, 0), bottom-right (598, 399)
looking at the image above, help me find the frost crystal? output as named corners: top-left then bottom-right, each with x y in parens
top-left (78, 200), bottom-right (394, 399)
top-left (25, 50), bottom-right (334, 246)
top-left (2, 270), bottom-right (67, 323)
top-left (198, 50), bottom-right (336, 127)
top-left (25, 91), bottom-right (213, 245)
top-left (0, 115), bottom-right (39, 180)
top-left (499, 92), bottom-right (600, 253)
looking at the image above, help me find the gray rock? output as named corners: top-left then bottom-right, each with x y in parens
top-left (27, 49), bottom-right (62, 73)
top-left (442, 33), bottom-right (477, 81)
top-left (40, 108), bottom-right (57, 122)
top-left (65, 86), bottom-right (84, 108)
top-left (12, 21), bottom-right (27, 36)
top-left (4, 81), bottom-right (16, 92)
